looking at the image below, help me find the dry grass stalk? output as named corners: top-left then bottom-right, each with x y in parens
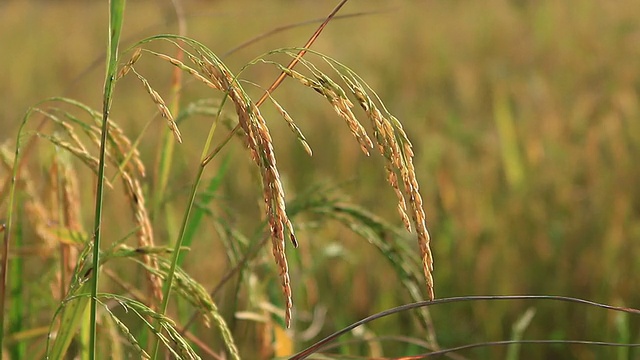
top-left (132, 69), bottom-right (183, 143)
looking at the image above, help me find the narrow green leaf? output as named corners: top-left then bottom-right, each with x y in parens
top-left (89, 1), bottom-right (126, 359)
top-left (49, 286), bottom-right (91, 360)
top-left (8, 202), bottom-right (25, 359)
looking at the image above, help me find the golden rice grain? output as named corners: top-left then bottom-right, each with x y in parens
top-left (117, 47), bottom-right (142, 80)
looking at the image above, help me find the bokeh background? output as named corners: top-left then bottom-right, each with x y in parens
top-left (1, 0), bottom-right (639, 359)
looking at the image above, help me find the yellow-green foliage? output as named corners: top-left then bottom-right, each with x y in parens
top-left (1, 1), bottom-right (639, 359)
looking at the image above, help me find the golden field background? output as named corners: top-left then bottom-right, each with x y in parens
top-left (1, 0), bottom-right (639, 359)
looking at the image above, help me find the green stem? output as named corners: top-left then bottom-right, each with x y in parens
top-left (151, 164), bottom-right (204, 359)
top-left (1, 104), bottom-right (40, 360)
top-left (152, 64), bottom-right (227, 360)
top-left (0, 222), bottom-right (7, 360)
top-left (90, 1), bottom-right (125, 359)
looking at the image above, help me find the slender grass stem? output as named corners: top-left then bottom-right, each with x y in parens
top-left (152, 165), bottom-right (203, 359)
top-left (89, 1), bottom-right (125, 359)
top-left (290, 295), bottom-right (640, 360)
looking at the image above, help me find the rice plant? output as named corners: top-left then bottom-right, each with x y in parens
top-left (0, 1), bottom-right (434, 358)
top-left (3, 1), bottom-right (640, 359)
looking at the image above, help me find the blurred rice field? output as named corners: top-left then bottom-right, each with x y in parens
top-left (1, 0), bottom-right (640, 359)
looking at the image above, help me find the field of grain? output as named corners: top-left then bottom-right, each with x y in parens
top-left (1, 1), bottom-right (639, 359)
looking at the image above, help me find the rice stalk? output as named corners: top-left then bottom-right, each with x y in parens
top-left (43, 98), bottom-right (146, 179)
top-left (267, 61), bottom-right (374, 155)
top-left (88, 1), bottom-right (125, 357)
top-left (135, 256), bottom-right (240, 360)
top-left (314, 53), bottom-right (434, 299)
top-left (33, 105), bottom-right (143, 187)
top-left (193, 54), bottom-right (299, 326)
top-left (123, 0), bottom-right (367, 331)
top-left (123, 35), bottom-right (301, 330)
top-left (103, 309), bottom-right (126, 360)
top-left (29, 101), bottom-right (162, 302)
top-left (102, 304), bottom-right (150, 359)
top-left (35, 98), bottom-right (162, 303)
top-left (23, 195), bottom-right (58, 253)
top-left (65, 111), bottom-right (145, 181)
top-left (260, 50), bottom-right (435, 299)
top-left (99, 294), bottom-right (201, 360)
top-left (48, 289), bottom-right (92, 359)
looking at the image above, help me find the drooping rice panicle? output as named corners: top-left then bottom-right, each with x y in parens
top-left (37, 134), bottom-right (106, 184)
top-left (266, 92), bottom-right (313, 156)
top-left (147, 50), bottom-right (223, 91)
top-left (198, 57), bottom-right (298, 325)
top-left (108, 122), bottom-right (146, 178)
top-left (273, 52), bottom-right (435, 300)
top-left (132, 68), bottom-right (183, 143)
top-left (121, 171), bottom-right (163, 302)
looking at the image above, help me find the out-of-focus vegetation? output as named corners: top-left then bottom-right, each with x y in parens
top-left (1, 0), bottom-right (639, 359)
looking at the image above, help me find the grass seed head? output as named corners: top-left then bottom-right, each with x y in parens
top-left (153, 51), bottom-right (223, 91)
top-left (117, 47), bottom-right (142, 80)
top-left (122, 172), bottom-right (163, 302)
top-left (133, 70), bottom-right (183, 143)
top-left (109, 122), bottom-right (146, 177)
